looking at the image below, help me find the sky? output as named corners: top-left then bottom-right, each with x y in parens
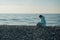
top-left (0, 0), bottom-right (60, 14)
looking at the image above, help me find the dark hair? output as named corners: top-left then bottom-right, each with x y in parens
top-left (39, 15), bottom-right (43, 18)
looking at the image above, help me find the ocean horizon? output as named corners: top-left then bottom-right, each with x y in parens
top-left (0, 14), bottom-right (60, 26)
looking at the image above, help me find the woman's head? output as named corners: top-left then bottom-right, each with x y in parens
top-left (39, 15), bottom-right (43, 18)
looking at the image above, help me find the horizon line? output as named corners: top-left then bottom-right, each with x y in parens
top-left (0, 13), bottom-right (60, 14)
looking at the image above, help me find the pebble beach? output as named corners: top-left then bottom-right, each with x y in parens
top-left (0, 25), bottom-right (60, 40)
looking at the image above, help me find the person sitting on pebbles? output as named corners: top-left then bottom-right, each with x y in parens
top-left (37, 15), bottom-right (46, 28)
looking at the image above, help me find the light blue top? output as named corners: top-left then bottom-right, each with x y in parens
top-left (40, 16), bottom-right (46, 26)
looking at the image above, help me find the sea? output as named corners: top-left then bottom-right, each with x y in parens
top-left (0, 14), bottom-right (60, 26)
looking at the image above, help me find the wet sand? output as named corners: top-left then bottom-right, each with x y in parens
top-left (0, 25), bottom-right (60, 40)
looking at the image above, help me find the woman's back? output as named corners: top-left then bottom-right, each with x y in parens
top-left (40, 16), bottom-right (46, 26)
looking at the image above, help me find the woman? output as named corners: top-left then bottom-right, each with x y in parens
top-left (37, 15), bottom-right (46, 28)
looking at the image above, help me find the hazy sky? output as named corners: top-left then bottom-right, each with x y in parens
top-left (0, 0), bottom-right (60, 14)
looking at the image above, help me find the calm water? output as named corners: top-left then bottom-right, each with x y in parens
top-left (0, 14), bottom-right (60, 26)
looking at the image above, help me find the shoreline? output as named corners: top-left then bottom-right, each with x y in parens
top-left (0, 25), bottom-right (60, 27)
top-left (0, 25), bottom-right (60, 29)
